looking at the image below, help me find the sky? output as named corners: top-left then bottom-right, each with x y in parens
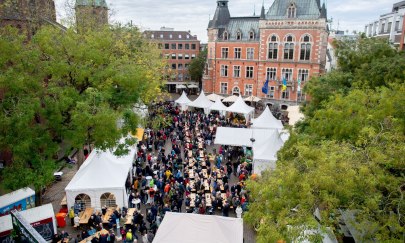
top-left (55, 0), bottom-right (396, 42)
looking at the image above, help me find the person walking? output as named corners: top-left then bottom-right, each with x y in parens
top-left (68, 207), bottom-right (75, 226)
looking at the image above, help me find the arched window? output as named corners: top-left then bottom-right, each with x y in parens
top-left (236, 31), bottom-right (242, 40)
top-left (100, 193), bottom-right (116, 208)
top-left (287, 3), bottom-right (296, 18)
top-left (223, 31), bottom-right (229, 41)
top-left (75, 194), bottom-right (91, 211)
top-left (284, 35), bottom-right (295, 60)
top-left (268, 35), bottom-right (279, 59)
top-left (249, 31), bottom-right (255, 40)
top-left (300, 35), bottom-right (311, 61)
top-left (232, 86), bottom-right (240, 95)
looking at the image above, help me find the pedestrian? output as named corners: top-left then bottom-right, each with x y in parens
top-left (68, 207), bottom-right (75, 226)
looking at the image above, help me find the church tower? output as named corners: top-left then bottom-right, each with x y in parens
top-left (75, 0), bottom-right (108, 32)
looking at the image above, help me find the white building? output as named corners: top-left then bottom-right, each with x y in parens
top-left (365, 1), bottom-right (405, 47)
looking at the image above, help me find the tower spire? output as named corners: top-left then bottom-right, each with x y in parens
top-left (260, 1), bottom-right (266, 19)
top-left (208, 0), bottom-right (230, 28)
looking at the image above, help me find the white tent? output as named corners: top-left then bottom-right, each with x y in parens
top-left (65, 146), bottom-right (136, 210)
top-left (287, 105), bottom-right (305, 126)
top-left (244, 95), bottom-right (261, 103)
top-left (252, 106), bottom-right (283, 130)
top-left (153, 212), bottom-right (243, 243)
top-left (252, 130), bottom-right (285, 174)
top-left (226, 95), bottom-right (255, 120)
top-left (209, 96), bottom-right (227, 115)
top-left (176, 84), bottom-right (187, 89)
top-left (174, 91), bottom-right (191, 111)
top-left (222, 95), bottom-right (239, 103)
top-left (214, 127), bottom-right (279, 147)
top-left (187, 84), bottom-right (199, 88)
top-left (187, 91), bottom-right (214, 114)
top-left (206, 93), bottom-right (224, 102)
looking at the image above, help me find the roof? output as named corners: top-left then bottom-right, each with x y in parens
top-left (187, 91), bottom-right (214, 109)
top-left (174, 91), bottom-right (191, 105)
top-left (209, 96), bottom-right (228, 112)
top-left (266, 0), bottom-right (322, 20)
top-left (215, 127), bottom-right (279, 147)
top-left (153, 212), bottom-right (243, 243)
top-left (226, 96), bottom-right (254, 115)
top-left (144, 30), bottom-right (199, 41)
top-left (208, 0), bottom-right (231, 28)
top-left (252, 106), bottom-right (284, 130)
top-left (76, 0), bottom-right (108, 8)
top-left (0, 187), bottom-right (35, 209)
top-left (224, 17), bottom-right (260, 41)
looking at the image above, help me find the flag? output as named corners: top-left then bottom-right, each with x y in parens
top-left (297, 79), bottom-right (301, 92)
top-left (262, 79), bottom-right (269, 94)
top-left (282, 77), bottom-right (287, 91)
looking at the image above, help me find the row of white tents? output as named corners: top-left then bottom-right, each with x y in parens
top-left (175, 91), bottom-right (254, 119)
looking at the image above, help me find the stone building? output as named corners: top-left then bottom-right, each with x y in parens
top-left (144, 27), bottom-right (201, 93)
top-left (204, 0), bottom-right (328, 109)
top-left (75, 0), bottom-right (108, 31)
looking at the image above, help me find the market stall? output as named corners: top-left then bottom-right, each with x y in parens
top-left (174, 91), bottom-right (191, 111)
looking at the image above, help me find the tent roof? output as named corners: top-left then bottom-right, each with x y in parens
top-left (188, 91), bottom-right (214, 109)
top-left (152, 212), bottom-right (243, 243)
top-left (214, 127), bottom-right (279, 147)
top-left (253, 129), bottom-right (284, 162)
top-left (19, 204), bottom-right (54, 223)
top-left (174, 91), bottom-right (191, 105)
top-left (65, 146), bottom-right (135, 192)
top-left (0, 187), bottom-right (35, 209)
top-left (226, 96), bottom-right (254, 115)
top-left (209, 96), bottom-right (228, 112)
top-left (252, 106), bottom-right (283, 129)
top-left (206, 93), bottom-right (224, 102)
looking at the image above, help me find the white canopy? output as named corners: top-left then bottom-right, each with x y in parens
top-left (244, 95), bottom-right (261, 103)
top-left (206, 93), bottom-right (224, 102)
top-left (287, 105), bottom-right (305, 126)
top-left (188, 91), bottom-right (213, 109)
top-left (253, 130), bottom-right (285, 174)
top-left (176, 84), bottom-right (187, 89)
top-left (65, 145), bottom-right (136, 210)
top-left (252, 106), bottom-right (283, 130)
top-left (187, 84), bottom-right (199, 88)
top-left (174, 91), bottom-right (191, 111)
top-left (226, 95), bottom-right (254, 117)
top-left (214, 127), bottom-right (279, 147)
top-left (222, 95), bottom-right (239, 103)
top-left (153, 212), bottom-right (243, 243)
top-left (209, 96), bottom-right (228, 114)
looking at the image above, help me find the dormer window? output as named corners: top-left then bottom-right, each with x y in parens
top-left (236, 31), bottom-right (242, 40)
top-left (249, 31), bottom-right (255, 40)
top-left (287, 3), bottom-right (296, 18)
top-left (223, 31), bottom-right (229, 41)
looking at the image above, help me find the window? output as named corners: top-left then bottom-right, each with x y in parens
top-left (232, 86), bottom-right (240, 95)
top-left (221, 65), bottom-right (228, 77)
top-left (249, 31), bottom-right (254, 40)
top-left (266, 67), bottom-right (277, 80)
top-left (169, 34), bottom-right (173, 39)
top-left (171, 63), bottom-right (176, 69)
top-left (178, 54), bottom-right (183, 60)
top-left (179, 34), bottom-right (182, 39)
top-left (282, 68), bottom-right (293, 81)
top-left (178, 64), bottom-right (183, 70)
top-left (297, 91), bottom-right (306, 102)
top-left (281, 89), bottom-right (290, 99)
top-left (247, 48), bottom-right (254, 60)
top-left (220, 83), bottom-right (228, 94)
top-left (236, 31), bottom-right (242, 40)
top-left (266, 86), bottom-right (275, 98)
top-left (300, 35), bottom-right (311, 61)
top-left (165, 43), bottom-right (170, 49)
top-left (171, 54), bottom-right (176, 60)
top-left (160, 34), bottom-right (164, 38)
top-left (268, 35), bottom-right (278, 59)
top-left (191, 54), bottom-right (196, 59)
top-left (185, 44), bottom-right (190, 49)
top-left (233, 66), bottom-right (241, 78)
top-left (284, 35), bottom-right (294, 60)
top-left (287, 4), bottom-right (296, 18)
top-left (381, 23), bottom-right (385, 34)
top-left (171, 43), bottom-right (176, 49)
top-left (395, 21), bottom-right (400, 31)
top-left (191, 44), bottom-right (196, 49)
top-left (178, 44), bottom-right (183, 50)
top-left (100, 193), bottom-right (116, 208)
top-left (234, 48), bottom-right (241, 59)
top-left (298, 69), bottom-right (309, 82)
top-left (75, 194), bottom-right (91, 211)
top-left (246, 66), bottom-right (254, 78)
top-left (178, 74), bottom-right (183, 81)
top-left (223, 31), bottom-right (229, 40)
top-left (221, 48), bottom-right (229, 58)
top-left (245, 84), bottom-right (253, 96)
top-left (151, 34), bottom-right (154, 39)
top-left (185, 54), bottom-right (190, 60)
top-left (387, 22), bottom-right (392, 33)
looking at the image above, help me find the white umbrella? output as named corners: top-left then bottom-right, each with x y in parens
top-left (206, 93), bottom-right (225, 102)
top-left (176, 84), bottom-right (187, 89)
top-left (187, 84), bottom-right (199, 88)
top-left (244, 95), bottom-right (261, 103)
top-left (222, 95), bottom-right (239, 103)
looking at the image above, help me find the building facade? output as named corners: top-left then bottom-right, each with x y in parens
top-left (0, 0), bottom-right (57, 38)
top-left (204, 0), bottom-right (328, 109)
top-left (364, 1), bottom-right (405, 50)
top-left (75, 0), bottom-right (108, 31)
top-left (144, 27), bottom-right (201, 93)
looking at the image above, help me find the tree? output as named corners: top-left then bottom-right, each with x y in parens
top-left (188, 48), bottom-right (207, 87)
top-left (0, 25), bottom-right (165, 200)
top-left (245, 37), bottom-right (405, 242)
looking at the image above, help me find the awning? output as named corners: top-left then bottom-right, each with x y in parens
top-left (176, 84), bottom-right (187, 89)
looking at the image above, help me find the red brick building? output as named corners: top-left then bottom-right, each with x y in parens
top-left (204, 0), bottom-right (328, 109)
top-left (144, 27), bottom-right (201, 93)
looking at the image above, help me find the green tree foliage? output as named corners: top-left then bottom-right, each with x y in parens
top-left (188, 48), bottom-right (207, 85)
top-left (0, 25), bottom-right (165, 193)
top-left (245, 37), bottom-right (405, 242)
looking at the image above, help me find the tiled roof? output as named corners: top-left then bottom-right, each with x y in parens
top-left (144, 30), bottom-right (199, 41)
top-left (266, 0), bottom-right (321, 20)
top-left (76, 0), bottom-right (107, 8)
top-left (222, 17), bottom-right (260, 41)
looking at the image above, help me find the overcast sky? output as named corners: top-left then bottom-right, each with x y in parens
top-left (55, 0), bottom-right (395, 42)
